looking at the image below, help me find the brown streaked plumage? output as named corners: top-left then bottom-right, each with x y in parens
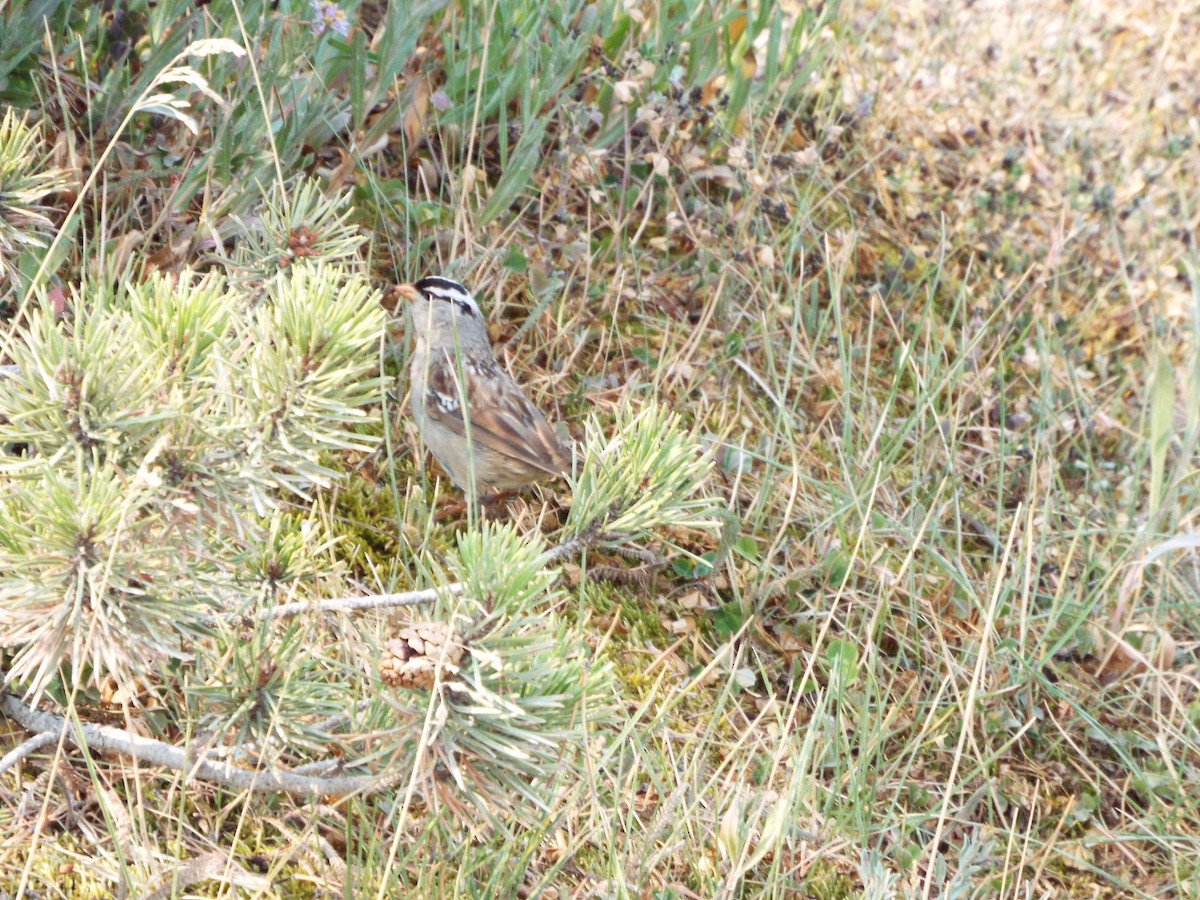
top-left (399, 277), bottom-right (570, 493)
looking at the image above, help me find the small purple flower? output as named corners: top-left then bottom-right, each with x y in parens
top-left (311, 0), bottom-right (351, 37)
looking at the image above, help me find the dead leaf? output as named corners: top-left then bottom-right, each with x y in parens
top-left (668, 616), bottom-right (696, 634)
top-left (727, 1), bottom-right (747, 45)
top-left (664, 360), bottom-right (696, 381)
top-left (326, 147), bottom-right (356, 191)
top-left (48, 285), bottom-right (67, 319)
top-left (401, 76), bottom-right (432, 152)
top-left (613, 80), bottom-right (640, 104)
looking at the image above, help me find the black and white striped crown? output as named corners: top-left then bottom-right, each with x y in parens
top-left (413, 276), bottom-right (481, 318)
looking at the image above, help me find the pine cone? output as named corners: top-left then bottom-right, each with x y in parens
top-left (380, 622), bottom-right (467, 690)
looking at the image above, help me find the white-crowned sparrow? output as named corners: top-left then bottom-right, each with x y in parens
top-left (397, 276), bottom-right (570, 494)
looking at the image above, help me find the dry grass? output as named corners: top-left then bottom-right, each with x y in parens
top-left (2, 0), bottom-right (1199, 895)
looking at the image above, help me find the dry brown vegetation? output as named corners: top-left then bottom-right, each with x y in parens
top-left (1, 0), bottom-right (1199, 895)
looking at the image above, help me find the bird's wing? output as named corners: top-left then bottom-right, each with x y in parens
top-left (422, 349), bottom-right (569, 477)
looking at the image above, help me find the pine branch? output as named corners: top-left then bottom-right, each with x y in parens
top-left (256, 584), bottom-right (458, 621)
top-left (0, 398), bottom-right (713, 806)
top-left (255, 530), bottom-right (613, 622)
top-left (0, 729), bottom-right (60, 778)
top-left (0, 692), bottom-right (407, 798)
top-left (0, 531), bottom-right (618, 797)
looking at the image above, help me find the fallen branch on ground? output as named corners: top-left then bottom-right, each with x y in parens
top-left (0, 692), bottom-right (404, 797)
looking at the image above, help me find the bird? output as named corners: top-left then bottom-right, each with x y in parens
top-left (396, 276), bottom-right (571, 495)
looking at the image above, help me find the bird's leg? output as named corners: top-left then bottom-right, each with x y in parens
top-left (435, 497), bottom-right (470, 522)
top-left (478, 490), bottom-right (520, 522)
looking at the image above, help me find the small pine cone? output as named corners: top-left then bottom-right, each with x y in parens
top-left (98, 674), bottom-right (158, 710)
top-left (380, 621), bottom-right (467, 690)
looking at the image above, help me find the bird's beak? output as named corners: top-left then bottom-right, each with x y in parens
top-left (381, 283), bottom-right (421, 316)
